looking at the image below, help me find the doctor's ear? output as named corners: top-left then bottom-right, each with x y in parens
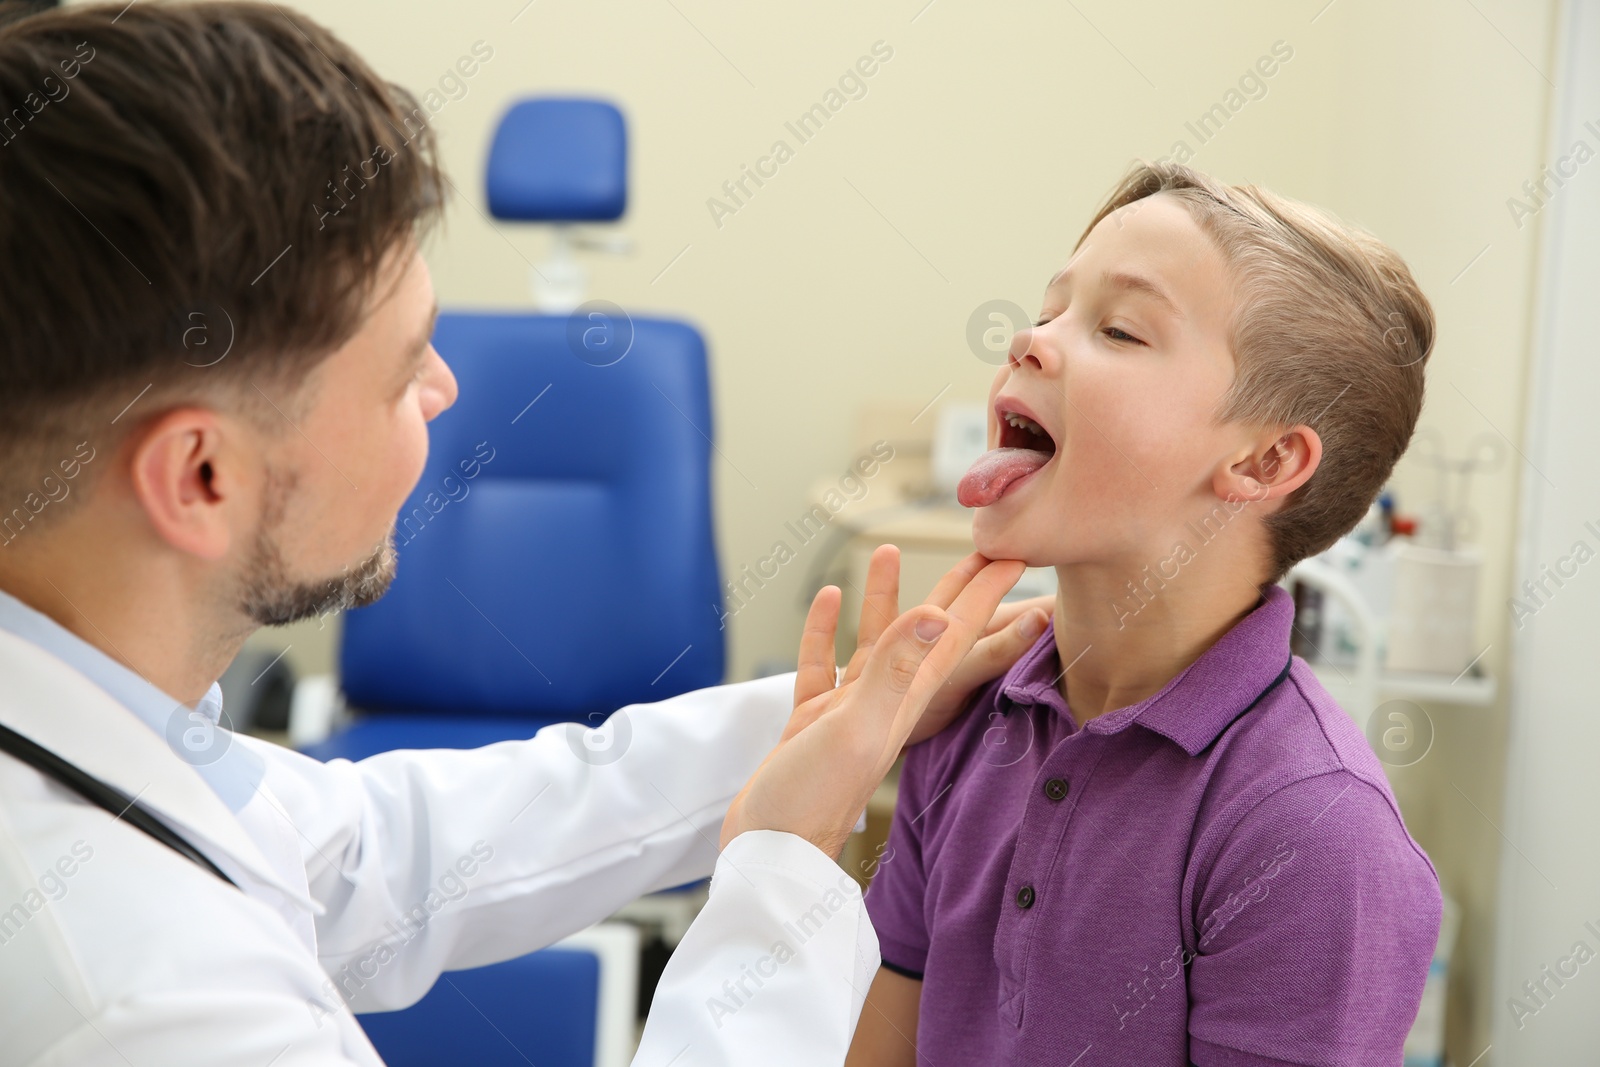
top-left (1214, 424), bottom-right (1321, 506)
top-left (128, 407), bottom-right (246, 562)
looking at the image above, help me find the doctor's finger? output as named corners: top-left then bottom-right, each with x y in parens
top-left (920, 552), bottom-right (993, 611)
top-left (850, 605), bottom-right (952, 735)
top-left (895, 560), bottom-right (1027, 732)
top-left (905, 604), bottom-right (1051, 747)
top-left (840, 561), bottom-right (1025, 758)
top-left (794, 585), bottom-right (843, 709)
top-left (941, 559), bottom-right (1027, 642)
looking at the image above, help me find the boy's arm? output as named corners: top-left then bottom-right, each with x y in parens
top-left (1187, 770), bottom-right (1441, 1066)
top-left (846, 966), bottom-right (922, 1067)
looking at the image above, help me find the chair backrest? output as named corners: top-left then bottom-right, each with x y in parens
top-left (487, 98), bottom-right (626, 221)
top-left (339, 313), bottom-right (726, 719)
top-left (339, 95), bottom-right (724, 721)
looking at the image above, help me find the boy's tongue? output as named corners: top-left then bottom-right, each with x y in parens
top-left (957, 447), bottom-right (1051, 508)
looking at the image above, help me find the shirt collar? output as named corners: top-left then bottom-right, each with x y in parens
top-left (999, 584), bottom-right (1296, 756)
top-left (0, 586), bottom-right (264, 810)
top-left (998, 622), bottom-right (1076, 720)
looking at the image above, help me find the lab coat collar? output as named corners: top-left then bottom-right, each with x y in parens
top-left (0, 586), bottom-right (266, 812)
top-left (0, 627), bottom-right (318, 910)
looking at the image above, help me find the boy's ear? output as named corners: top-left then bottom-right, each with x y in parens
top-left (1214, 424), bottom-right (1322, 507)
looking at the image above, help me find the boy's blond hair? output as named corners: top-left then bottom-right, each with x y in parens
top-left (1079, 162), bottom-right (1434, 583)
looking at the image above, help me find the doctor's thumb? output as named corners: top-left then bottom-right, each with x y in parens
top-left (863, 607), bottom-right (949, 697)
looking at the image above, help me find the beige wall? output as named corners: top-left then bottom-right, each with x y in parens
top-left (245, 0), bottom-right (1557, 1060)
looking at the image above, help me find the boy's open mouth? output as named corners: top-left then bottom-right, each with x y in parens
top-left (957, 407), bottom-right (1057, 508)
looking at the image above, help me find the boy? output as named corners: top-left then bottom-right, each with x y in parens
top-left (847, 164), bottom-right (1442, 1066)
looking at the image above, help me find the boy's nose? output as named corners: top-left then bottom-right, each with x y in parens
top-left (1007, 326), bottom-right (1035, 365)
top-left (1007, 325), bottom-right (1052, 373)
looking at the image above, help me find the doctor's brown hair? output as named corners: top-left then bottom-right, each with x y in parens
top-left (0, 1), bottom-right (444, 524)
top-left (1080, 162), bottom-right (1435, 584)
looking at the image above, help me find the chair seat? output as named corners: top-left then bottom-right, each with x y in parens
top-left (358, 947), bottom-right (599, 1067)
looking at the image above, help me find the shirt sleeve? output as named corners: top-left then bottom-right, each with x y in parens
top-left (1186, 771), bottom-right (1442, 1067)
top-left (861, 744), bottom-right (935, 978)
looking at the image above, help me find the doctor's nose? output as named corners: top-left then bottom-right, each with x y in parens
top-left (421, 346), bottom-right (459, 421)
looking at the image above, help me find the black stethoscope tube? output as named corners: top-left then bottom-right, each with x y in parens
top-left (0, 720), bottom-right (239, 890)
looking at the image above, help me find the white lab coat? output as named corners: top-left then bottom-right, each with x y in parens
top-left (0, 628), bottom-right (877, 1065)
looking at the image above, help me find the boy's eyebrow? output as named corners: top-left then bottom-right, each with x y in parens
top-left (1099, 270), bottom-right (1183, 318)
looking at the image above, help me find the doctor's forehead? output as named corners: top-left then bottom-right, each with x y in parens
top-left (353, 245), bottom-right (436, 342)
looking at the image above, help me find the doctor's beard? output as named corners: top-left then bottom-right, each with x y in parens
top-left (236, 465), bottom-right (398, 627)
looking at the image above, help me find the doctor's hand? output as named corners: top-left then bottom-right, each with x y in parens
top-left (720, 547), bottom-right (1025, 860)
top-left (830, 548), bottom-right (1052, 748)
top-left (907, 586), bottom-right (1052, 746)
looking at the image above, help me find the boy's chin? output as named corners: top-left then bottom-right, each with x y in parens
top-left (971, 510), bottom-right (1045, 566)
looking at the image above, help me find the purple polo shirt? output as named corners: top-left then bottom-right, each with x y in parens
top-left (865, 585), bottom-right (1441, 1066)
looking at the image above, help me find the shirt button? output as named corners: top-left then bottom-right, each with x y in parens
top-left (1015, 884), bottom-right (1036, 909)
top-left (1043, 777), bottom-right (1069, 801)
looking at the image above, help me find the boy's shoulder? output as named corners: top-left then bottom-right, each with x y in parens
top-left (1207, 657), bottom-right (1415, 830)
top-left (901, 645), bottom-right (1430, 876)
top-left (1178, 657), bottom-right (1438, 900)
top-left (916, 638), bottom-right (1394, 782)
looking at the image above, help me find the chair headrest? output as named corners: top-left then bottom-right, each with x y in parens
top-left (486, 98), bottom-right (627, 222)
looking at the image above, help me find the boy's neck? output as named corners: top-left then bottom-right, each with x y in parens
top-left (1050, 561), bottom-right (1265, 728)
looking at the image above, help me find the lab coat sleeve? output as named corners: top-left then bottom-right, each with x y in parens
top-left (252, 673), bottom-right (795, 1012)
top-left (632, 830), bottom-right (879, 1067)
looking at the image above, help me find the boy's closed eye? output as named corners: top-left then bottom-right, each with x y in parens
top-left (1031, 315), bottom-right (1148, 346)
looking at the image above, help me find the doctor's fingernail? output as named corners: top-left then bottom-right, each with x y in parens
top-left (1021, 610), bottom-right (1047, 640)
top-left (915, 616), bottom-right (949, 641)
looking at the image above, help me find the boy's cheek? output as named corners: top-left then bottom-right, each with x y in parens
top-left (1097, 392), bottom-right (1211, 474)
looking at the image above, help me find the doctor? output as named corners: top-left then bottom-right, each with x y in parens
top-left (0, 4), bottom-right (1048, 1065)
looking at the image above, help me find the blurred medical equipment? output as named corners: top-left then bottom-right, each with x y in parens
top-left (1285, 555), bottom-right (1383, 725)
top-left (1385, 541), bottom-right (1483, 675)
top-left (215, 643), bottom-right (295, 734)
top-left (1294, 532), bottom-right (1492, 691)
top-left (1295, 444), bottom-right (1498, 679)
top-left (1409, 428), bottom-right (1506, 552)
top-left (292, 97), bottom-right (725, 1066)
top-left (1376, 430), bottom-right (1501, 674)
